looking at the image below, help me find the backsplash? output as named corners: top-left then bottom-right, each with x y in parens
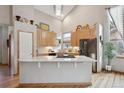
top-left (37, 46), bottom-right (79, 54)
top-left (38, 47), bottom-right (55, 54)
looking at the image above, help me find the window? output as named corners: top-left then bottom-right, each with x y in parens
top-left (109, 6), bottom-right (124, 55)
top-left (63, 32), bottom-right (71, 38)
top-left (55, 34), bottom-right (62, 51)
top-left (63, 32), bottom-right (71, 49)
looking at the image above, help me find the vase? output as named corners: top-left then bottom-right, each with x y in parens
top-left (15, 16), bottom-right (21, 21)
top-left (30, 20), bottom-right (34, 25)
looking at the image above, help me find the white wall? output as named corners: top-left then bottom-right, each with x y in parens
top-left (2, 25), bottom-right (8, 64)
top-left (63, 5), bottom-right (107, 33)
top-left (12, 21), bottom-right (37, 74)
top-left (0, 5), bottom-right (11, 24)
top-left (11, 5), bottom-right (35, 74)
top-left (12, 6), bottom-right (62, 34)
top-left (0, 5), bottom-right (11, 64)
top-left (12, 5), bottom-right (34, 20)
top-left (0, 26), bottom-right (2, 64)
top-left (112, 57), bottom-right (124, 72)
top-left (34, 9), bottom-right (61, 34)
top-left (0, 24), bottom-right (9, 64)
top-left (34, 9), bottom-right (62, 54)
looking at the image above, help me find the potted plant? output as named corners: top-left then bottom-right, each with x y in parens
top-left (104, 42), bottom-right (116, 71)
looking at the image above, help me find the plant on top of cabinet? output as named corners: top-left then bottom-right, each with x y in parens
top-left (71, 24), bottom-right (96, 47)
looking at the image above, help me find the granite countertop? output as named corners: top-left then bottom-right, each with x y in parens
top-left (18, 56), bottom-right (97, 63)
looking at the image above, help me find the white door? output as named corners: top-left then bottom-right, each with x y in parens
top-left (19, 32), bottom-right (33, 58)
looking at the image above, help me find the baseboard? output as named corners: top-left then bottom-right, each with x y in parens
top-left (13, 73), bottom-right (19, 76)
top-left (0, 64), bottom-right (8, 66)
top-left (112, 70), bottom-right (124, 74)
top-left (102, 68), bottom-right (124, 74)
top-left (18, 82), bottom-right (92, 88)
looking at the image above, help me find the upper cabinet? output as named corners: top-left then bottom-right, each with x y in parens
top-left (71, 31), bottom-right (77, 46)
top-left (71, 24), bottom-right (96, 46)
top-left (47, 31), bottom-right (57, 46)
top-left (37, 29), bottom-right (56, 47)
top-left (37, 29), bottom-right (47, 47)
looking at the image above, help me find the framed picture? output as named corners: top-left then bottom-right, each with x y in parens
top-left (40, 23), bottom-right (49, 31)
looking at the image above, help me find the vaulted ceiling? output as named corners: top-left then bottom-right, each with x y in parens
top-left (34, 5), bottom-right (76, 20)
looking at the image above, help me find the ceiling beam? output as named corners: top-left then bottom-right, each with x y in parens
top-left (34, 8), bottom-right (61, 21)
top-left (62, 5), bottom-right (78, 21)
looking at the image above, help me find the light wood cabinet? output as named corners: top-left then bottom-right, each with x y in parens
top-left (71, 31), bottom-right (77, 46)
top-left (90, 27), bottom-right (96, 39)
top-left (41, 30), bottom-right (48, 46)
top-left (37, 29), bottom-right (41, 47)
top-left (37, 29), bottom-right (48, 47)
top-left (71, 25), bottom-right (96, 47)
top-left (47, 32), bottom-right (56, 46)
top-left (37, 29), bottom-right (56, 47)
top-left (76, 31), bottom-right (81, 46)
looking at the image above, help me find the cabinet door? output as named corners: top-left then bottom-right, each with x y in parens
top-left (77, 31), bottom-right (81, 46)
top-left (41, 30), bottom-right (48, 46)
top-left (37, 30), bottom-right (48, 47)
top-left (37, 29), bottom-right (42, 47)
top-left (79, 30), bottom-right (90, 39)
top-left (37, 30), bottom-right (56, 47)
top-left (71, 31), bottom-right (77, 46)
top-left (90, 28), bottom-right (96, 39)
top-left (48, 32), bottom-right (56, 46)
top-left (52, 32), bottom-right (56, 46)
top-left (47, 32), bottom-right (52, 46)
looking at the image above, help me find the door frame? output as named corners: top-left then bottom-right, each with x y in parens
top-left (8, 34), bottom-right (11, 68)
top-left (17, 30), bottom-right (34, 74)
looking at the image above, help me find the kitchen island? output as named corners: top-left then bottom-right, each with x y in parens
top-left (19, 56), bottom-right (96, 87)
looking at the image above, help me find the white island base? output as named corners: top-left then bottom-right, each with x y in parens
top-left (19, 56), bottom-right (96, 87)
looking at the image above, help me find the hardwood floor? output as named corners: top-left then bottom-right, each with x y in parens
top-left (89, 71), bottom-right (124, 88)
top-left (0, 65), bottom-right (19, 88)
top-left (0, 65), bottom-right (124, 88)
